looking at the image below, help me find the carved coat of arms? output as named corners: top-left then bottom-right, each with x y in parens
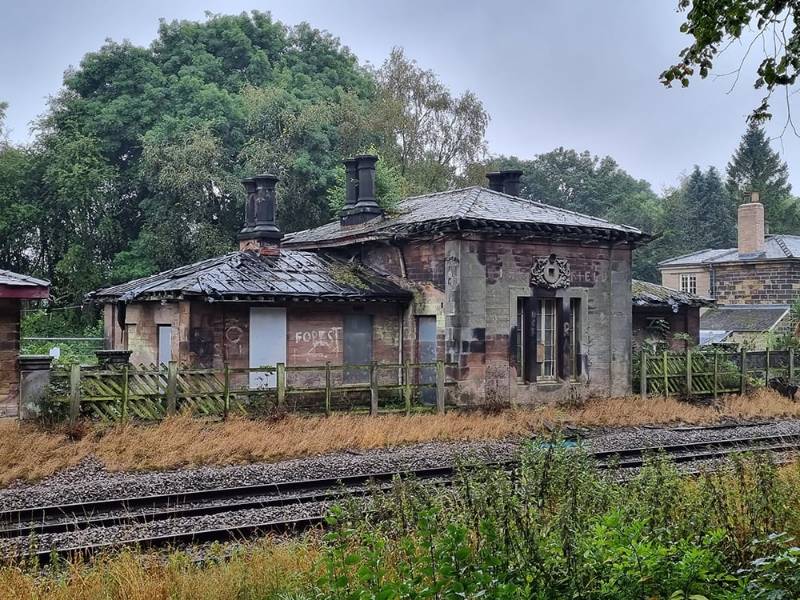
top-left (530, 254), bottom-right (570, 289)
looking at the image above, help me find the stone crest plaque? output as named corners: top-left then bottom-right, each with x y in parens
top-left (530, 254), bottom-right (570, 289)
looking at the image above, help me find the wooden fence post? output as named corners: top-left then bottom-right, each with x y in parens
top-left (640, 350), bottom-right (647, 399)
top-left (436, 360), bottom-right (446, 414)
top-left (662, 350), bottom-right (668, 398)
top-left (740, 347), bottom-right (747, 395)
top-left (403, 361), bottom-right (412, 416)
top-left (790, 348), bottom-right (795, 382)
top-left (324, 361), bottom-right (331, 417)
top-left (369, 362), bottom-right (378, 416)
top-left (685, 347), bottom-right (692, 396)
top-left (120, 365), bottom-right (129, 422)
top-left (222, 362), bottom-right (230, 421)
top-left (276, 363), bottom-right (286, 408)
top-left (69, 363), bottom-right (81, 424)
top-left (713, 349), bottom-right (719, 400)
top-left (765, 348), bottom-right (770, 386)
top-left (166, 361), bottom-right (178, 416)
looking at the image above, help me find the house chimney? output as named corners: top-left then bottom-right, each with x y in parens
top-left (239, 173), bottom-right (282, 254)
top-left (738, 192), bottom-right (765, 256)
top-left (486, 172), bottom-right (505, 192)
top-left (341, 154), bottom-right (383, 226)
top-left (501, 170), bottom-right (523, 196)
top-left (343, 158), bottom-right (359, 208)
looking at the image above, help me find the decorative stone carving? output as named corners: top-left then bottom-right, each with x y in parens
top-left (530, 254), bottom-right (570, 289)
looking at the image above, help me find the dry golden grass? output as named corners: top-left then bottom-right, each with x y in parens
top-left (1, 389), bottom-right (800, 487)
top-left (0, 538), bottom-right (318, 600)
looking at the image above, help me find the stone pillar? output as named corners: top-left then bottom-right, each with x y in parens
top-left (19, 355), bottom-right (53, 420)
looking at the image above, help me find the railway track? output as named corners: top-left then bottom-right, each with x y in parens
top-left (4, 432), bottom-right (800, 564)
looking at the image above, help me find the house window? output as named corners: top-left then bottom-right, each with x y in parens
top-left (569, 298), bottom-right (581, 380)
top-left (515, 298), bottom-right (527, 378)
top-left (680, 274), bottom-right (697, 295)
top-left (539, 298), bottom-right (558, 380)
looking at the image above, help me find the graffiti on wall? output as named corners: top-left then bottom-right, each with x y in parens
top-left (294, 326), bottom-right (343, 356)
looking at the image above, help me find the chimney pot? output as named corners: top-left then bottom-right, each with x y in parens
top-left (501, 170), bottom-right (523, 197)
top-left (341, 155), bottom-right (383, 226)
top-left (738, 198), bottom-right (765, 256)
top-left (486, 172), bottom-right (505, 192)
top-left (343, 158), bottom-right (359, 208)
top-left (239, 173), bottom-right (282, 251)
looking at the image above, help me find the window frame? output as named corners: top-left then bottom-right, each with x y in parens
top-left (680, 273), bottom-right (697, 295)
top-left (538, 298), bottom-right (558, 381)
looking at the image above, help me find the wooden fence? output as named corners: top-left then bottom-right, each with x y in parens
top-left (50, 360), bottom-right (455, 423)
top-left (636, 348), bottom-right (796, 398)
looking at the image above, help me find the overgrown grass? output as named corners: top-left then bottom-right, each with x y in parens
top-left (1, 389), bottom-right (799, 486)
top-left (5, 449), bottom-right (800, 598)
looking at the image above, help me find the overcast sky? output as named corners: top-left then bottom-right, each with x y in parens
top-left (2, 0), bottom-right (798, 191)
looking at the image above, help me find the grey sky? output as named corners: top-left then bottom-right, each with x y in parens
top-left (2, 0), bottom-right (797, 192)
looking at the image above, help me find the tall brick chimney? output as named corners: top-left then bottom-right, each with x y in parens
top-left (485, 170), bottom-right (523, 196)
top-left (738, 191), bottom-right (765, 256)
top-left (486, 172), bottom-right (505, 192)
top-left (238, 174), bottom-right (282, 255)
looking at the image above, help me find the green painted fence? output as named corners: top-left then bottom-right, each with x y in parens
top-left (635, 348), bottom-right (795, 398)
top-left (50, 360), bottom-right (455, 423)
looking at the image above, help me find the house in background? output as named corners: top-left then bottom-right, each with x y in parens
top-left (0, 270), bottom-right (49, 418)
top-left (659, 193), bottom-right (798, 348)
top-left (92, 157), bottom-right (649, 405)
top-left (631, 279), bottom-right (709, 350)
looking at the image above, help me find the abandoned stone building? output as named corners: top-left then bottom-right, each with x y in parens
top-left (0, 270), bottom-right (49, 418)
top-left (92, 157), bottom-right (649, 404)
top-left (631, 279), bottom-right (708, 351)
top-left (659, 193), bottom-right (800, 347)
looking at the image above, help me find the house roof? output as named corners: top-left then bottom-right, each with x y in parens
top-left (700, 304), bottom-right (789, 333)
top-left (89, 250), bottom-right (411, 303)
top-left (631, 279), bottom-right (709, 311)
top-left (659, 235), bottom-right (800, 267)
top-left (0, 270), bottom-right (49, 299)
top-left (283, 186), bottom-right (648, 249)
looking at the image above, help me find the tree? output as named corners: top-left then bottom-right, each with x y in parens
top-left (687, 165), bottom-right (736, 249)
top-left (662, 1), bottom-right (800, 123)
top-left (370, 48), bottom-right (489, 192)
top-left (726, 122), bottom-right (796, 232)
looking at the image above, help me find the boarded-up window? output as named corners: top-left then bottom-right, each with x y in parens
top-left (344, 314), bottom-right (373, 384)
top-left (157, 325), bottom-right (172, 366)
top-left (417, 316), bottom-right (437, 404)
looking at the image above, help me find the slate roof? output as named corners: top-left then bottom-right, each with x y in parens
top-left (659, 235), bottom-right (800, 267)
top-left (0, 270), bottom-right (49, 288)
top-left (700, 305), bottom-right (789, 333)
top-left (631, 279), bottom-right (709, 311)
top-left (284, 186), bottom-right (648, 248)
top-left (89, 250), bottom-right (411, 303)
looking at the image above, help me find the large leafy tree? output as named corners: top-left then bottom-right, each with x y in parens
top-left (662, 0), bottom-right (800, 123)
top-left (726, 122), bottom-right (797, 232)
top-left (24, 11), bottom-right (378, 302)
top-left (370, 48), bottom-right (489, 192)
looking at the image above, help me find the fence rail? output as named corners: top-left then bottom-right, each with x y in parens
top-left (636, 348), bottom-right (795, 398)
top-left (51, 360), bottom-right (455, 423)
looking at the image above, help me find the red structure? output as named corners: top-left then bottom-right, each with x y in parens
top-left (0, 270), bottom-right (49, 418)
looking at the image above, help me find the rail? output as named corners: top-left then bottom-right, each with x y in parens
top-left (49, 360), bottom-right (457, 422)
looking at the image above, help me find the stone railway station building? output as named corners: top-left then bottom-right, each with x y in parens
top-left (92, 158), bottom-right (649, 405)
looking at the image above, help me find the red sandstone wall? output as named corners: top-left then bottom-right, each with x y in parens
top-left (0, 299), bottom-right (20, 417)
top-left (632, 306), bottom-right (700, 351)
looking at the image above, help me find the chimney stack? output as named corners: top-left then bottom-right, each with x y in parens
top-left (341, 154), bottom-right (383, 226)
top-left (486, 172), bottom-right (505, 192)
top-left (239, 173), bottom-right (282, 254)
top-left (738, 191), bottom-right (765, 256)
top-left (486, 170), bottom-right (523, 196)
top-left (501, 170), bottom-right (523, 196)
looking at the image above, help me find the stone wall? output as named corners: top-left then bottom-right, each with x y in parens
top-left (0, 299), bottom-right (20, 418)
top-left (713, 261), bottom-right (800, 305)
